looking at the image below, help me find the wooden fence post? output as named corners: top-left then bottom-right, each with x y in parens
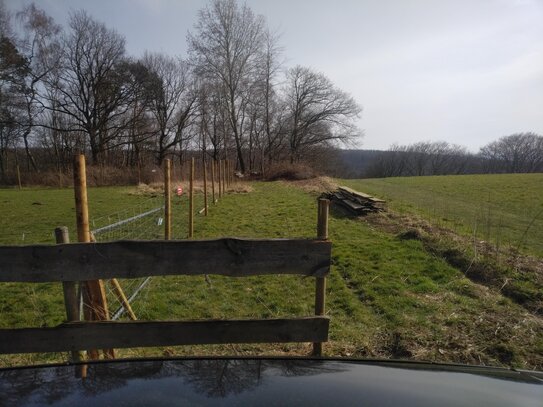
top-left (218, 159), bottom-right (223, 198)
top-left (73, 154), bottom-right (113, 360)
top-left (164, 159), bottom-right (171, 240)
top-left (203, 158), bottom-right (208, 216)
top-left (222, 160), bottom-right (226, 194)
top-left (189, 157), bottom-right (194, 238)
top-left (54, 226), bottom-right (82, 364)
top-left (313, 198), bottom-right (330, 356)
top-left (211, 160), bottom-right (216, 204)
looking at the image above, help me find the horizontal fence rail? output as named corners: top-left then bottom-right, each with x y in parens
top-left (0, 238), bottom-right (331, 282)
top-left (0, 317), bottom-right (330, 354)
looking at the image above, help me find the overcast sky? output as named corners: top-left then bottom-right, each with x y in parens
top-left (6, 0), bottom-right (543, 151)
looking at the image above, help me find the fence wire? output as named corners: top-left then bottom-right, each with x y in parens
top-left (90, 197), bottom-right (164, 321)
top-left (137, 186), bottom-right (318, 329)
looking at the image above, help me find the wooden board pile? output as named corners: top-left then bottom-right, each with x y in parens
top-left (326, 186), bottom-right (386, 215)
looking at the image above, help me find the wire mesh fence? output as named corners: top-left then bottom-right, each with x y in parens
top-left (0, 174), bottom-right (330, 365)
top-left (90, 197), bottom-right (164, 321)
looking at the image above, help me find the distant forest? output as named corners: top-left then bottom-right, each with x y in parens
top-left (336, 133), bottom-right (543, 178)
top-left (1, 0), bottom-right (541, 186)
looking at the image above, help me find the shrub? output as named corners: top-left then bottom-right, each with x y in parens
top-left (264, 162), bottom-right (317, 181)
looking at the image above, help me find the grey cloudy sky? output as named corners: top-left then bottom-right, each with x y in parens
top-left (7, 0), bottom-right (543, 151)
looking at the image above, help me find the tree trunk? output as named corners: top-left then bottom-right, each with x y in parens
top-left (229, 95), bottom-right (246, 173)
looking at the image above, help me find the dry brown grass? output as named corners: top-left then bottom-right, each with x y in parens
top-left (264, 162), bottom-right (317, 181)
top-left (281, 176), bottom-right (338, 194)
top-left (129, 181), bottom-right (253, 197)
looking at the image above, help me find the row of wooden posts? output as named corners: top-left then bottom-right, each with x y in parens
top-left (68, 155), bottom-right (238, 361)
top-left (0, 154), bottom-right (330, 367)
top-left (164, 157), bottom-right (236, 240)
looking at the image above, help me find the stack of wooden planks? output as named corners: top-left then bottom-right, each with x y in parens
top-left (326, 186), bottom-right (386, 215)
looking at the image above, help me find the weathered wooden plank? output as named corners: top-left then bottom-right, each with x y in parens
top-left (0, 238), bottom-right (331, 282)
top-left (0, 317), bottom-right (330, 354)
top-left (338, 186), bottom-right (386, 203)
top-left (342, 198), bottom-right (365, 211)
top-left (335, 199), bottom-right (364, 214)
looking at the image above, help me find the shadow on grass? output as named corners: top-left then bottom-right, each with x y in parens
top-left (328, 202), bottom-right (358, 220)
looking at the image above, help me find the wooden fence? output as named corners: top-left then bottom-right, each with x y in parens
top-left (0, 200), bottom-right (331, 358)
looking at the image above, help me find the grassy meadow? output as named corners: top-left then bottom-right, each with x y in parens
top-left (0, 176), bottom-right (542, 369)
top-left (342, 174), bottom-right (543, 257)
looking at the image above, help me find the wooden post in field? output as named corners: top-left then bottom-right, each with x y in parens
top-left (73, 154), bottom-right (113, 360)
top-left (189, 157), bottom-right (194, 238)
top-left (218, 159), bottom-right (223, 198)
top-left (73, 155), bottom-right (90, 242)
top-left (203, 159), bottom-right (208, 216)
top-left (54, 226), bottom-right (82, 364)
top-left (211, 160), bottom-right (216, 204)
top-left (164, 159), bottom-right (171, 240)
top-left (222, 160), bottom-right (226, 194)
top-left (16, 165), bottom-right (22, 189)
top-left (313, 198), bottom-right (330, 356)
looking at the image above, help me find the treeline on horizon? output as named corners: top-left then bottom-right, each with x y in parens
top-left (0, 0), bottom-right (363, 185)
top-left (336, 133), bottom-right (543, 179)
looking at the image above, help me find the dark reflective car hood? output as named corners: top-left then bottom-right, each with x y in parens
top-left (1, 357), bottom-right (542, 406)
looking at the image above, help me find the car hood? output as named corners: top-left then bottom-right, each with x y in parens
top-left (1, 357), bottom-right (542, 406)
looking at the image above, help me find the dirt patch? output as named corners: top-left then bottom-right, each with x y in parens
top-left (385, 332), bottom-right (413, 358)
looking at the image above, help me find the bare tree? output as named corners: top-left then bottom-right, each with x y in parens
top-left (13, 4), bottom-right (61, 171)
top-left (283, 65), bottom-right (362, 163)
top-left (255, 29), bottom-right (284, 168)
top-left (199, 80), bottom-right (230, 161)
top-left (42, 11), bottom-right (133, 164)
top-left (188, 0), bottom-right (265, 173)
top-left (366, 141), bottom-right (475, 178)
top-left (427, 142), bottom-right (469, 175)
top-left (0, 5), bottom-right (27, 179)
top-left (480, 133), bottom-right (543, 173)
top-left (142, 52), bottom-right (197, 165)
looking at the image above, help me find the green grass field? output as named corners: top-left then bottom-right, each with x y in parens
top-left (342, 174), bottom-right (543, 257)
top-left (0, 178), bottom-right (542, 369)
